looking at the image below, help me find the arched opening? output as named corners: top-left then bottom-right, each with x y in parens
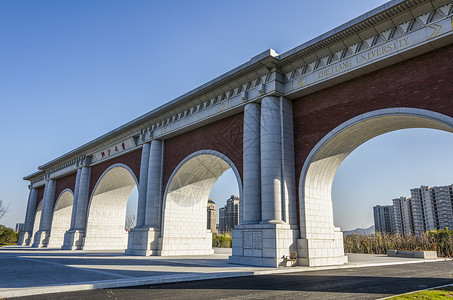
top-left (31, 201), bottom-right (43, 241)
top-left (161, 150), bottom-right (242, 256)
top-left (332, 128), bottom-right (453, 233)
top-left (83, 164), bottom-right (138, 250)
top-left (47, 190), bottom-right (74, 248)
top-left (209, 169), bottom-right (240, 234)
top-left (298, 108), bottom-right (453, 264)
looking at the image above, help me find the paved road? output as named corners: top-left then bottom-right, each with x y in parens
top-left (17, 261), bottom-right (453, 300)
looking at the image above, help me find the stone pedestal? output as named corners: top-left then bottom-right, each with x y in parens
top-left (125, 227), bottom-right (160, 256)
top-left (229, 224), bottom-right (299, 267)
top-left (159, 231), bottom-right (214, 256)
top-left (297, 227), bottom-right (348, 266)
top-left (61, 230), bottom-right (85, 250)
top-left (17, 231), bottom-right (33, 246)
top-left (31, 230), bottom-right (50, 248)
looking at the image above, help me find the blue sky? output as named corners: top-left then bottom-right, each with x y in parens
top-left (1, 0), bottom-right (452, 231)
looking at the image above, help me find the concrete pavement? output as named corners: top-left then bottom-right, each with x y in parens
top-left (0, 246), bottom-right (450, 298)
top-left (19, 261), bottom-right (453, 300)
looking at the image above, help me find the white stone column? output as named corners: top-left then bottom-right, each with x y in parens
top-left (17, 187), bottom-right (38, 246)
top-left (280, 97), bottom-right (298, 226)
top-left (136, 142), bottom-right (151, 227)
top-left (32, 179), bottom-right (56, 247)
top-left (62, 158), bottom-right (91, 250)
top-left (260, 96), bottom-right (283, 224)
top-left (74, 165), bottom-right (91, 230)
top-left (126, 140), bottom-right (162, 255)
top-left (69, 168), bottom-right (82, 229)
top-left (145, 140), bottom-right (163, 227)
top-left (230, 96), bottom-right (299, 267)
top-left (243, 103), bottom-right (261, 224)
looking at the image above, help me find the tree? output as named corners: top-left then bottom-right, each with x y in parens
top-left (0, 199), bottom-right (7, 220)
top-left (125, 213), bottom-right (136, 231)
top-left (0, 225), bottom-right (19, 245)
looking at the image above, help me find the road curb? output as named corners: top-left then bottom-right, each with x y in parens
top-left (1, 258), bottom-right (451, 299)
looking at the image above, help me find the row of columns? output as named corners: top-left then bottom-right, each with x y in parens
top-left (135, 139), bottom-right (163, 228)
top-left (19, 138), bottom-right (165, 251)
top-left (19, 158), bottom-right (92, 248)
top-left (230, 95), bottom-right (298, 267)
top-left (242, 96), bottom-right (297, 226)
top-left (19, 96), bottom-right (294, 262)
top-left (30, 179), bottom-right (56, 247)
top-left (125, 139), bottom-right (164, 255)
top-left (62, 161), bottom-right (91, 249)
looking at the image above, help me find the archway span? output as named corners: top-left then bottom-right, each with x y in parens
top-left (83, 163), bottom-right (138, 250)
top-left (47, 189), bottom-right (74, 248)
top-left (298, 108), bottom-right (453, 265)
top-left (161, 150), bottom-right (242, 256)
top-left (31, 200), bottom-right (43, 242)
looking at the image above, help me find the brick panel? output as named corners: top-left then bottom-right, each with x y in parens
top-left (54, 172), bottom-right (77, 208)
top-left (35, 187), bottom-right (45, 212)
top-left (89, 148), bottom-right (142, 197)
top-left (163, 113), bottom-right (244, 190)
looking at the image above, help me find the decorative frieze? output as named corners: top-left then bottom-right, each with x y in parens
top-left (284, 2), bottom-right (453, 94)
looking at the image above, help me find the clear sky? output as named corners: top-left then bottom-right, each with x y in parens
top-left (1, 0), bottom-right (452, 231)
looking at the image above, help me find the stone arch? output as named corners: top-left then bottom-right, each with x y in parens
top-left (31, 200), bottom-right (44, 241)
top-left (297, 108), bottom-right (453, 265)
top-left (160, 150), bottom-right (243, 256)
top-left (83, 163), bottom-right (138, 250)
top-left (47, 189), bottom-right (74, 248)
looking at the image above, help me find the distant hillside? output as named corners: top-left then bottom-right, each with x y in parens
top-left (343, 225), bottom-right (375, 236)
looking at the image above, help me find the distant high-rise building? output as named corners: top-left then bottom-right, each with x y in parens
top-left (411, 185), bottom-right (453, 231)
top-left (15, 223), bottom-right (24, 233)
top-left (219, 195), bottom-right (239, 233)
top-left (207, 199), bottom-right (217, 233)
top-left (373, 205), bottom-right (395, 234)
top-left (392, 197), bottom-right (413, 235)
top-left (375, 184), bottom-right (453, 236)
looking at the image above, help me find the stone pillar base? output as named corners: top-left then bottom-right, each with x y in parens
top-left (31, 230), bottom-right (50, 248)
top-left (158, 231), bottom-right (213, 256)
top-left (297, 227), bottom-right (348, 267)
top-left (125, 227), bottom-right (160, 256)
top-left (229, 223), bottom-right (299, 267)
top-left (17, 231), bottom-right (32, 246)
top-left (61, 230), bottom-right (85, 250)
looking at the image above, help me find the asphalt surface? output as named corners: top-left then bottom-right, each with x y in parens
top-left (15, 260), bottom-right (453, 300)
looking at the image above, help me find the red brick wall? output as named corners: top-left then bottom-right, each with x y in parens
top-left (292, 44), bottom-right (453, 223)
top-left (293, 44), bottom-right (453, 181)
top-left (163, 113), bottom-right (244, 190)
top-left (54, 172), bottom-right (77, 208)
top-left (35, 187), bottom-right (45, 212)
top-left (88, 148), bottom-right (142, 197)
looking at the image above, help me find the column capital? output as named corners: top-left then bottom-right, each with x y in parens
top-left (257, 68), bottom-right (285, 99)
top-left (138, 128), bottom-right (153, 144)
top-left (81, 155), bottom-right (92, 167)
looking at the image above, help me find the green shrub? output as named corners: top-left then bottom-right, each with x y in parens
top-left (212, 233), bottom-right (232, 248)
top-left (343, 228), bottom-right (453, 257)
top-left (0, 225), bottom-right (19, 245)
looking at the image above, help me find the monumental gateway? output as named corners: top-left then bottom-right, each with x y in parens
top-left (18, 0), bottom-right (453, 267)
